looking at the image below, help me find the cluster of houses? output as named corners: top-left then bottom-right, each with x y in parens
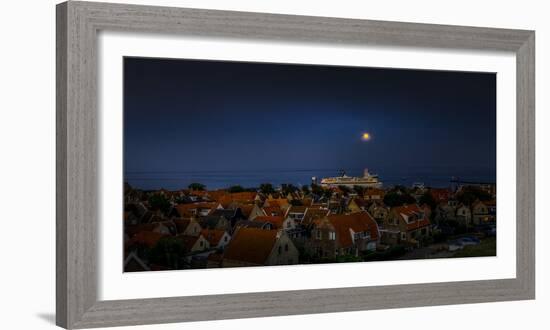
top-left (123, 183), bottom-right (496, 272)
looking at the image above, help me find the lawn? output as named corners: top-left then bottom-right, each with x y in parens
top-left (452, 237), bottom-right (496, 258)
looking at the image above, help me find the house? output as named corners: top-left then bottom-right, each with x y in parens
top-left (306, 212), bottom-right (379, 259)
top-left (196, 215), bottom-right (231, 232)
top-left (210, 208), bottom-right (245, 224)
top-left (382, 204), bottom-right (431, 247)
top-left (472, 201), bottom-right (495, 224)
top-left (305, 217), bottom-right (336, 259)
top-left (222, 228), bottom-right (299, 267)
top-left (247, 204), bottom-right (267, 220)
top-left (430, 188), bottom-right (451, 203)
top-left (263, 198), bottom-right (290, 210)
top-left (200, 229), bottom-right (231, 250)
top-left (327, 199), bottom-right (347, 214)
top-left (233, 219), bottom-right (274, 231)
top-left (302, 207), bottom-right (330, 226)
top-left (301, 197), bottom-right (313, 206)
top-left (285, 205), bottom-right (308, 222)
top-left (216, 192), bottom-right (259, 208)
top-left (328, 212), bottom-right (380, 255)
top-left (149, 221), bottom-right (177, 236)
top-left (254, 215), bottom-right (295, 231)
top-left (367, 202), bottom-right (389, 226)
top-left (434, 200), bottom-right (458, 224)
top-left (130, 231), bottom-right (167, 249)
top-left (455, 204), bottom-right (472, 226)
top-left (237, 204), bottom-right (255, 219)
top-left (286, 191), bottom-right (303, 202)
top-left (177, 234), bottom-right (210, 253)
top-left (347, 198), bottom-right (369, 213)
top-left (175, 202), bottom-right (222, 218)
top-left (262, 205), bottom-right (285, 217)
top-left (363, 188), bottom-right (385, 201)
top-left (124, 202), bottom-right (152, 225)
top-left (173, 218), bottom-right (202, 236)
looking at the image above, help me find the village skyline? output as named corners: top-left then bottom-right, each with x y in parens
top-left (123, 57), bottom-right (497, 272)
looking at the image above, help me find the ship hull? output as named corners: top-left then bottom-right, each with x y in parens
top-left (320, 180), bottom-right (382, 188)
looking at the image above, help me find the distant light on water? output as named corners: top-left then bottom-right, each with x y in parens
top-left (361, 132), bottom-right (371, 141)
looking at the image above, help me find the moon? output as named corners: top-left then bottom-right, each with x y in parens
top-left (361, 132), bottom-right (371, 141)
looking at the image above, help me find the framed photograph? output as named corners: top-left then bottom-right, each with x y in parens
top-left (56, 1), bottom-right (535, 328)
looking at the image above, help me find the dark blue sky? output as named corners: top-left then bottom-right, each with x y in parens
top-left (124, 57), bottom-right (496, 190)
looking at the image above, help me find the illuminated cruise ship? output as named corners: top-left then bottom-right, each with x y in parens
top-left (320, 169), bottom-right (382, 188)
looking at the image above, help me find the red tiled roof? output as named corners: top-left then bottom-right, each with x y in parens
top-left (223, 228), bottom-right (278, 265)
top-left (125, 223), bottom-right (156, 237)
top-left (350, 198), bottom-right (369, 208)
top-left (266, 198), bottom-right (289, 207)
top-left (189, 190), bottom-right (208, 197)
top-left (406, 219), bottom-right (431, 231)
top-left (393, 204), bottom-right (431, 231)
top-left (200, 229), bottom-right (226, 246)
top-left (430, 188), bottom-right (451, 202)
top-left (214, 192), bottom-right (258, 205)
top-left (237, 204), bottom-right (254, 217)
top-left (328, 212), bottom-right (379, 248)
top-left (255, 216), bottom-right (285, 229)
top-left (364, 188), bottom-right (385, 196)
top-left (303, 208), bottom-right (330, 225)
top-left (262, 206), bottom-right (284, 217)
top-left (131, 231), bottom-right (166, 248)
top-left (175, 202), bottom-right (218, 217)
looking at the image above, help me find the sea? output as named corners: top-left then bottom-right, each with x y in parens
top-left (124, 167), bottom-right (496, 191)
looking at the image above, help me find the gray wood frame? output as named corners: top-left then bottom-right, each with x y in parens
top-left (56, 1), bottom-right (535, 328)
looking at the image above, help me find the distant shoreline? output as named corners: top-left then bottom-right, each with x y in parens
top-left (124, 167), bottom-right (495, 191)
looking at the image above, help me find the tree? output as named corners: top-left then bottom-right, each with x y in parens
top-left (323, 188), bottom-right (334, 199)
top-left (456, 186), bottom-right (492, 205)
top-left (149, 237), bottom-right (186, 270)
top-left (301, 184), bottom-right (311, 194)
top-left (228, 185), bottom-right (245, 193)
top-left (338, 185), bottom-right (352, 196)
top-left (281, 183), bottom-right (298, 196)
top-left (311, 183), bottom-right (324, 196)
top-left (353, 185), bottom-right (365, 196)
top-left (419, 191), bottom-right (437, 210)
top-left (148, 194), bottom-right (171, 214)
top-left (259, 183), bottom-right (275, 195)
top-left (383, 191), bottom-right (416, 207)
top-left (188, 182), bottom-right (206, 191)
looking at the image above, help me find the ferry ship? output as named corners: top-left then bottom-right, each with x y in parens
top-left (320, 169), bottom-right (382, 188)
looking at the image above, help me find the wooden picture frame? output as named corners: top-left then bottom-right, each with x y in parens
top-left (56, 1), bottom-right (535, 328)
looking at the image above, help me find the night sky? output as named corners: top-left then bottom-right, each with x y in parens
top-left (124, 57), bottom-right (496, 190)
